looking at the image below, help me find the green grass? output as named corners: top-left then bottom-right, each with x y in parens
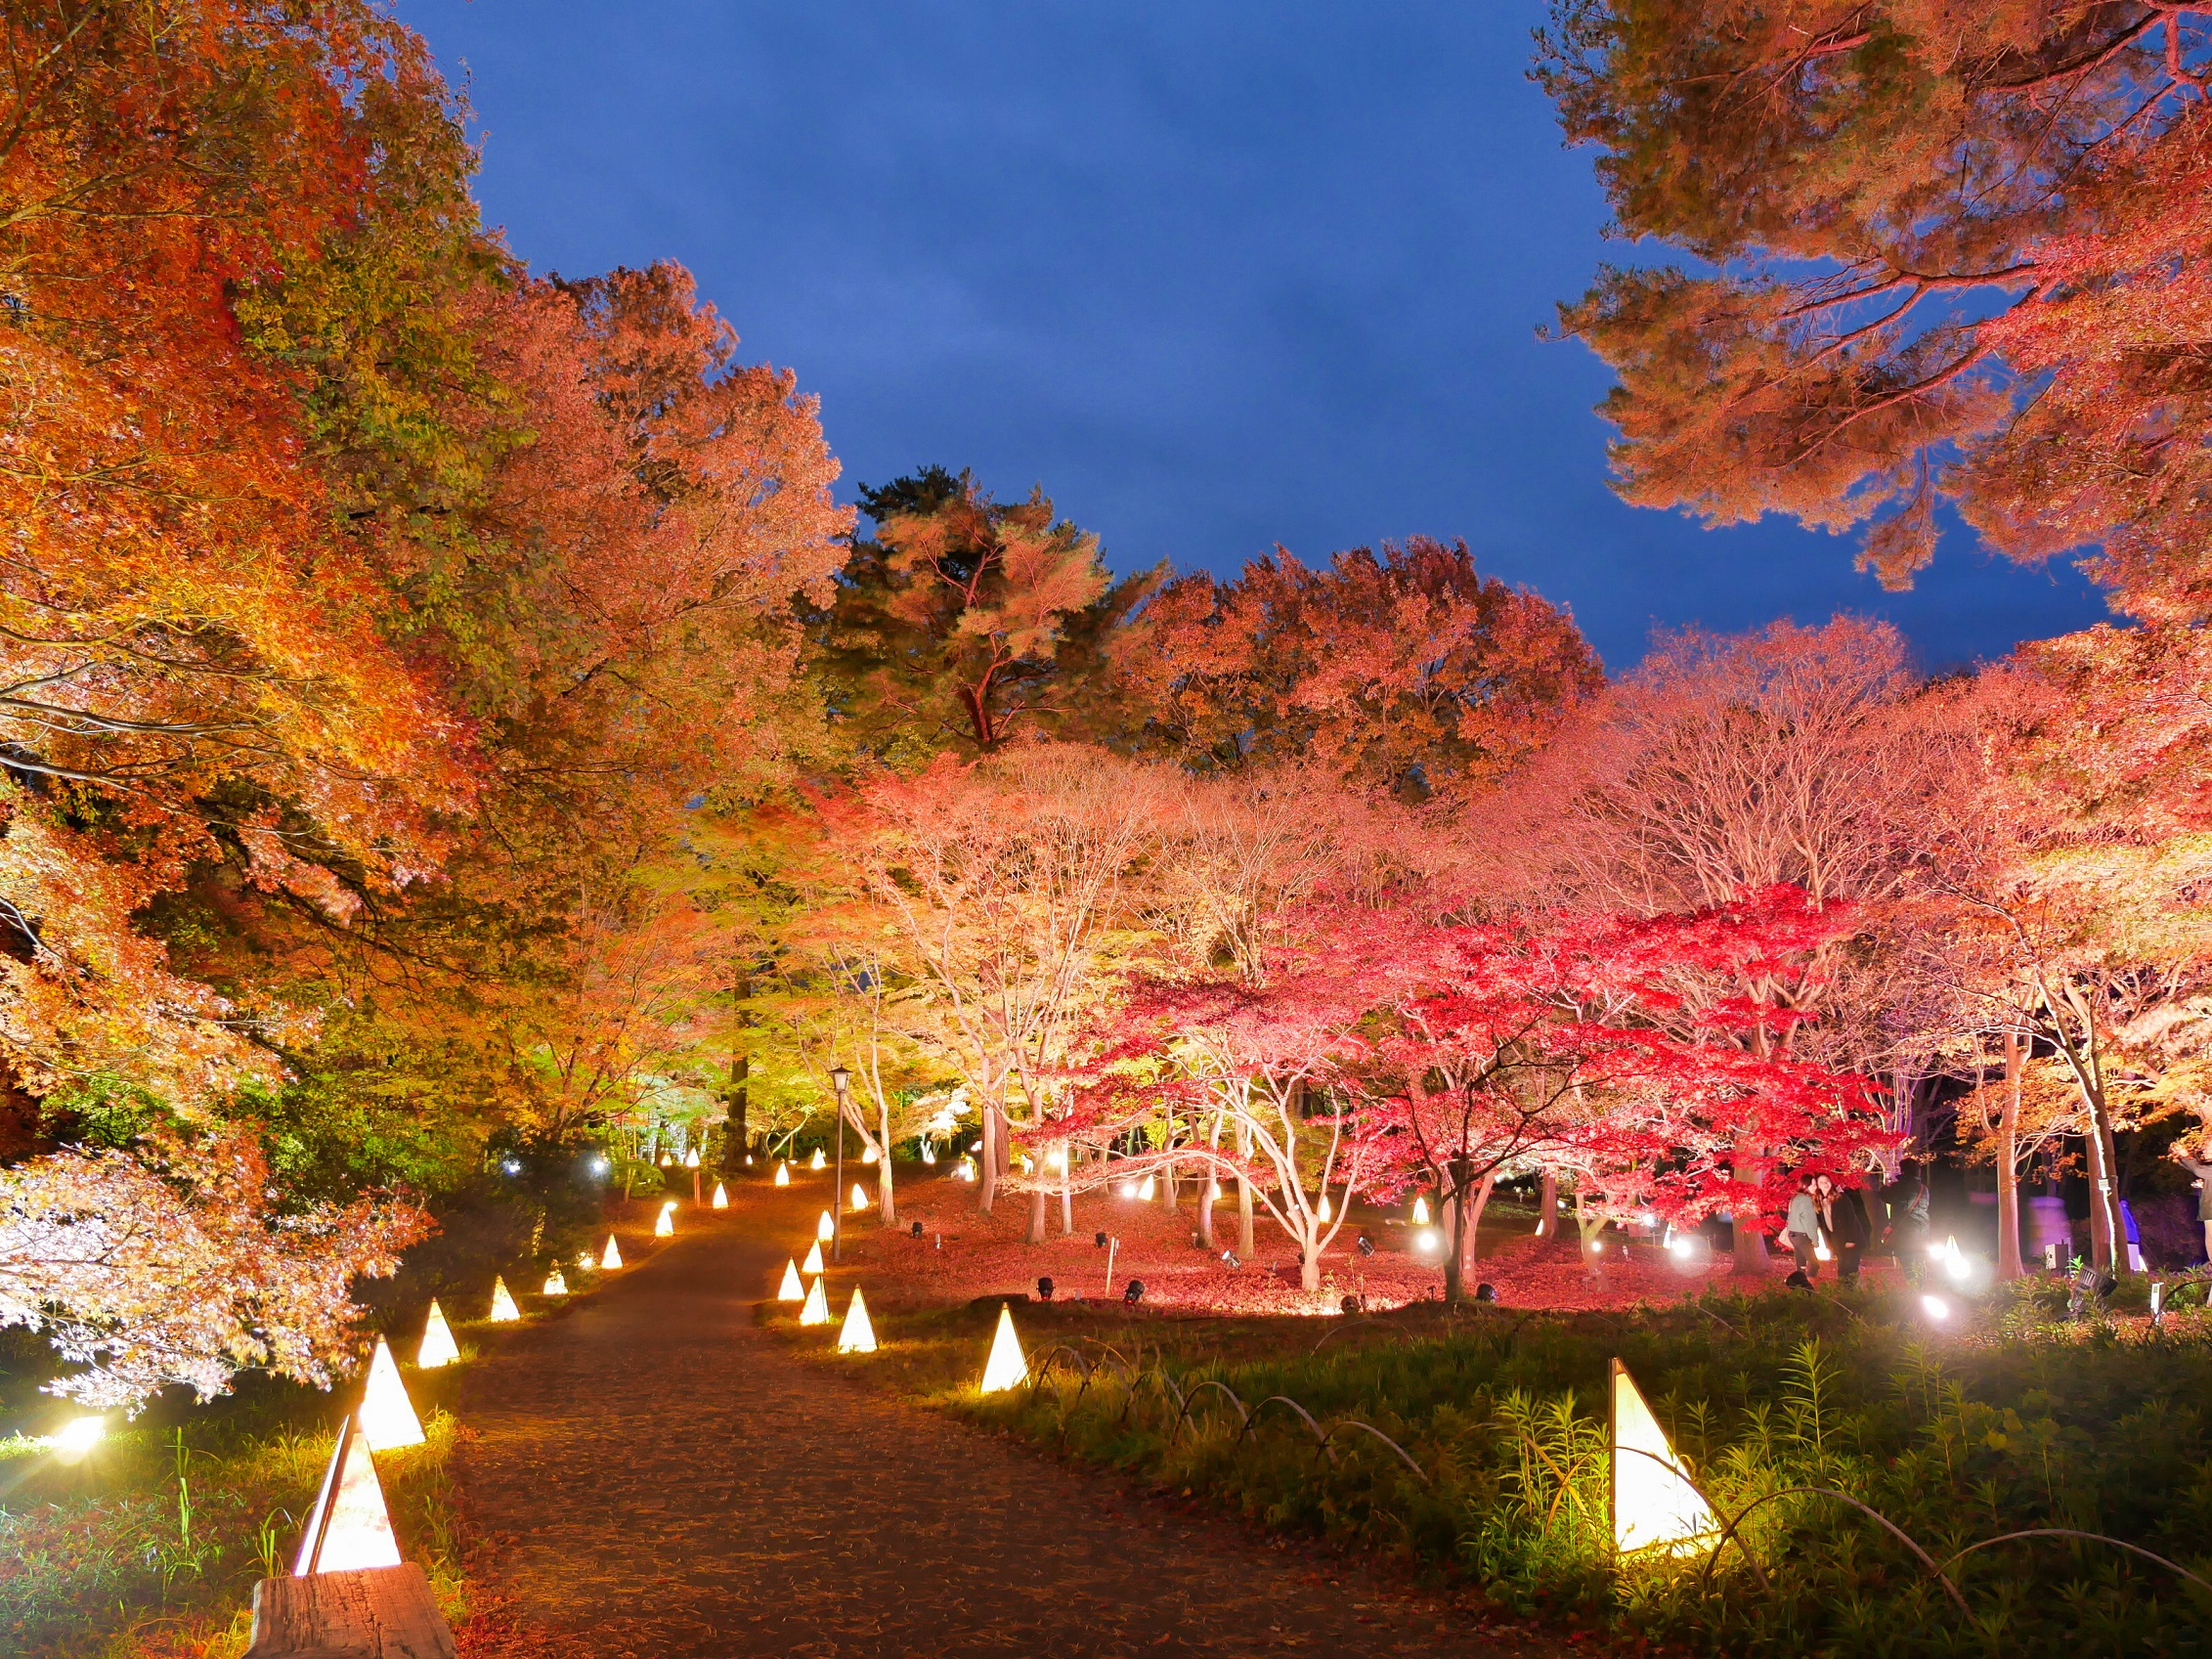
top-left (794, 1276), bottom-right (2212, 1657)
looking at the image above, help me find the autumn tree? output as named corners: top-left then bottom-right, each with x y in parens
top-left (1123, 538), bottom-right (1600, 804)
top-left (814, 468), bottom-right (1164, 762)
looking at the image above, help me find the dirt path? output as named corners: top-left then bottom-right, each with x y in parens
top-left (455, 1196), bottom-right (1546, 1659)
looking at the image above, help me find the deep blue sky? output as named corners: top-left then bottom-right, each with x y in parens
top-left (397, 1), bottom-right (2109, 674)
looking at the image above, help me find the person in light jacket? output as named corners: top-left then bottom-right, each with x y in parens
top-left (2173, 1141), bottom-right (2212, 1263)
top-left (1785, 1174), bottom-right (1823, 1279)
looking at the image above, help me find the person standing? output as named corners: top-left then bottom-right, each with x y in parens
top-left (2173, 1142), bottom-right (2212, 1263)
top-left (1887, 1159), bottom-right (1931, 1282)
top-left (1785, 1174), bottom-right (1823, 1279)
top-left (1818, 1174), bottom-right (1872, 1286)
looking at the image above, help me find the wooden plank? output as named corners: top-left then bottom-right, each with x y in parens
top-left (245, 1563), bottom-right (456, 1659)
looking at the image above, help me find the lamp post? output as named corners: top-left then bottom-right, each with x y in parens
top-left (829, 1066), bottom-right (852, 1264)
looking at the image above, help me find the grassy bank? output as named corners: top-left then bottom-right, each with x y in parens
top-left (780, 1273), bottom-right (2212, 1657)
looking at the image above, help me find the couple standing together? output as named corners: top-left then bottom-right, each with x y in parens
top-left (1784, 1170), bottom-right (1890, 1284)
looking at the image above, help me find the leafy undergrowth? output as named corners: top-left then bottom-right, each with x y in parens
top-left (783, 1276), bottom-right (2212, 1658)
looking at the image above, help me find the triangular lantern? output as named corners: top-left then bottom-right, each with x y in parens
top-left (922, 1144), bottom-right (937, 1165)
top-left (773, 1160), bottom-right (791, 1186)
top-left (837, 1287), bottom-right (878, 1353)
top-left (861, 1144), bottom-right (879, 1164)
top-left (1137, 1173), bottom-right (1155, 1201)
top-left (415, 1300), bottom-right (458, 1370)
top-left (357, 1338), bottom-right (424, 1451)
top-left (294, 1413), bottom-right (403, 1576)
top-left (684, 1147), bottom-right (701, 1168)
top-left (655, 1201), bottom-right (676, 1238)
top-left (802, 1239), bottom-right (824, 1275)
top-left (850, 1182), bottom-right (870, 1211)
top-left (601, 1234), bottom-right (624, 1270)
top-left (542, 1269), bottom-right (569, 1296)
top-left (816, 1209), bottom-right (835, 1242)
top-left (808, 1148), bottom-right (826, 1171)
top-left (1610, 1359), bottom-right (1715, 1553)
top-left (1412, 1196), bottom-right (1430, 1225)
top-left (711, 1182), bottom-right (728, 1208)
top-left (777, 1259), bottom-right (805, 1300)
top-left (800, 1278), bottom-right (831, 1326)
top-left (1318, 1193), bottom-right (1333, 1222)
top-left (978, 1303), bottom-right (1027, 1393)
top-left (488, 1277), bottom-right (521, 1322)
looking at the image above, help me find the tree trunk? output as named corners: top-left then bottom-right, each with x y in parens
top-left (1299, 1230), bottom-right (1321, 1291)
top-left (1060, 1143), bottom-right (1073, 1235)
top-left (1731, 1128), bottom-right (1773, 1276)
top-left (1444, 1177), bottom-right (1467, 1309)
top-left (1997, 1029), bottom-right (2024, 1280)
top-left (978, 1103), bottom-right (997, 1215)
top-left (1465, 1169), bottom-right (1496, 1264)
top-left (721, 971), bottom-right (752, 1176)
top-left (1539, 1167), bottom-right (1560, 1243)
top-left (1026, 1185), bottom-right (1049, 1245)
top-left (876, 1096), bottom-right (897, 1229)
top-left (1236, 1119), bottom-right (1256, 1258)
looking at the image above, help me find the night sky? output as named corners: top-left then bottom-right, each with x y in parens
top-left (396, 1), bottom-right (2111, 675)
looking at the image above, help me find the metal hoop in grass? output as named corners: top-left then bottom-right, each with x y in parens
top-left (1114, 1368), bottom-right (1186, 1431)
top-left (1236, 1395), bottom-right (1339, 1466)
top-left (1321, 1419), bottom-right (1430, 1483)
top-left (1696, 1486), bottom-right (1969, 1616)
top-left (1072, 1354), bottom-right (1133, 1409)
top-left (1938, 1530), bottom-right (2212, 1599)
top-left (1023, 1345), bottom-right (1094, 1405)
top-left (1166, 1378), bottom-right (1251, 1442)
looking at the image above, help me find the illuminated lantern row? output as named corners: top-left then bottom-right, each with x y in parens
top-left (800, 1278), bottom-right (831, 1326)
top-left (294, 1413), bottom-right (403, 1576)
top-left (415, 1300), bottom-right (458, 1370)
top-left (712, 1182), bottom-right (728, 1208)
top-left (802, 1240), bottom-right (824, 1275)
top-left (777, 1259), bottom-right (805, 1300)
top-left (774, 1160), bottom-right (791, 1187)
top-left (1610, 1359), bottom-right (1714, 1554)
top-left (601, 1235), bottom-right (624, 1270)
top-left (655, 1200), bottom-right (676, 1238)
top-left (816, 1209), bottom-right (836, 1242)
top-left (542, 1270), bottom-right (568, 1297)
top-left (809, 1148), bottom-right (827, 1171)
top-left (837, 1287), bottom-right (877, 1353)
top-left (850, 1183), bottom-right (870, 1212)
top-left (979, 1304), bottom-right (1027, 1393)
top-left (488, 1277), bottom-right (521, 1323)
top-left (358, 1338), bottom-right (424, 1452)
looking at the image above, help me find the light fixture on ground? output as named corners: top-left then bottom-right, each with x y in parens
top-left (1318, 1194), bottom-right (1333, 1222)
top-left (416, 1300), bottom-right (458, 1368)
top-left (837, 1287), bottom-right (878, 1353)
top-left (1412, 1196), bottom-right (1429, 1225)
top-left (358, 1337), bottom-right (425, 1451)
top-left (542, 1269), bottom-right (568, 1296)
top-left (800, 1278), bottom-right (830, 1326)
top-left (294, 1413), bottom-right (403, 1576)
top-left (576, 1249), bottom-right (594, 1273)
top-left (850, 1182), bottom-right (869, 1212)
top-left (777, 1259), bottom-right (805, 1300)
top-left (921, 1143), bottom-right (937, 1165)
top-left (802, 1239), bottom-right (824, 1274)
top-left (712, 1182), bottom-right (728, 1208)
top-left (1610, 1359), bottom-right (1715, 1553)
top-left (684, 1148), bottom-right (700, 1169)
top-left (861, 1143), bottom-right (879, 1164)
top-left (1414, 1229), bottom-right (1441, 1253)
top-left (601, 1234), bottom-right (623, 1270)
top-left (655, 1201), bottom-right (676, 1238)
top-left (774, 1160), bottom-right (791, 1187)
top-left (808, 1147), bottom-right (826, 1171)
top-left (1921, 1293), bottom-right (1952, 1321)
top-left (815, 1209), bottom-right (835, 1243)
top-left (49, 1415), bottom-right (105, 1461)
top-left (1137, 1173), bottom-right (1155, 1201)
top-left (488, 1277), bottom-right (520, 1322)
top-left (978, 1303), bottom-right (1026, 1393)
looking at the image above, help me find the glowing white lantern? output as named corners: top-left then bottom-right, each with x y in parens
top-left (50, 1416), bottom-right (104, 1460)
top-left (684, 1147), bottom-right (700, 1168)
top-left (800, 1278), bottom-right (831, 1326)
top-left (1940, 1236), bottom-right (1971, 1284)
top-left (415, 1300), bottom-right (458, 1369)
top-left (1047, 1149), bottom-right (1066, 1172)
top-left (978, 1303), bottom-right (1027, 1393)
top-left (1411, 1196), bottom-right (1430, 1225)
top-left (1814, 1239), bottom-right (1833, 1263)
top-left (802, 1240), bottom-right (825, 1275)
top-left (655, 1201), bottom-right (676, 1238)
top-left (601, 1235), bottom-right (624, 1269)
top-left (774, 1160), bottom-right (791, 1187)
top-left (1921, 1293), bottom-right (1952, 1321)
top-left (777, 1259), bottom-right (805, 1300)
top-left (862, 1144), bottom-right (879, 1164)
top-left (712, 1182), bottom-right (728, 1209)
top-left (1414, 1228), bottom-right (1441, 1253)
top-left (357, 1338), bottom-right (424, 1452)
top-left (294, 1414), bottom-right (403, 1576)
top-left (1206, 1179), bottom-right (1221, 1200)
top-left (956, 1157), bottom-right (976, 1182)
top-left (850, 1183), bottom-right (870, 1211)
top-left (809, 1148), bottom-right (826, 1171)
top-left (1318, 1194), bottom-right (1333, 1222)
top-left (488, 1277), bottom-right (521, 1322)
top-left (1137, 1173), bottom-right (1156, 1201)
top-left (922, 1143), bottom-right (937, 1165)
top-left (577, 1249), bottom-right (594, 1273)
top-left (816, 1209), bottom-right (835, 1242)
top-left (1610, 1359), bottom-right (1714, 1553)
top-left (837, 1287), bottom-right (878, 1353)
top-left (542, 1270), bottom-right (568, 1297)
